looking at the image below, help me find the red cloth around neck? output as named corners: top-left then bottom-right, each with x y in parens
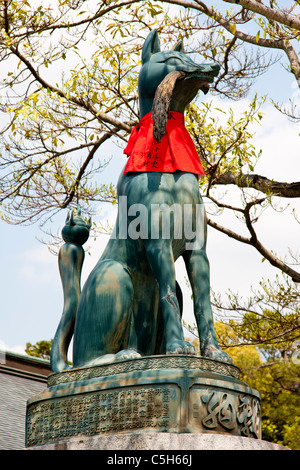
top-left (123, 111), bottom-right (205, 178)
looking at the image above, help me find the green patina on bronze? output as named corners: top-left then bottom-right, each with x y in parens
top-left (50, 207), bottom-right (91, 372)
top-left (27, 32), bottom-right (263, 448)
top-left (50, 30), bottom-right (231, 374)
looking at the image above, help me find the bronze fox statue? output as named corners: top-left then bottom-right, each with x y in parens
top-left (51, 30), bottom-right (232, 372)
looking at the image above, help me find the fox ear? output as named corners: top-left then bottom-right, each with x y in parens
top-left (142, 29), bottom-right (161, 64)
top-left (172, 40), bottom-right (185, 53)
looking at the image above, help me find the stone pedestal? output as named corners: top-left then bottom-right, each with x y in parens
top-left (25, 355), bottom-right (264, 449)
top-left (27, 432), bottom-right (289, 450)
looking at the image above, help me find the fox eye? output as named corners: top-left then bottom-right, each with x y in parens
top-left (162, 57), bottom-right (185, 65)
top-left (168, 58), bottom-right (185, 65)
top-left (156, 54), bottom-right (185, 65)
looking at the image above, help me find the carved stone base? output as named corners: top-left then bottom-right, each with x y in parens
top-left (25, 355), bottom-right (261, 448)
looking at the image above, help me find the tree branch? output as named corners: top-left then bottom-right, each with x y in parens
top-left (62, 130), bottom-right (117, 208)
top-left (9, 46), bottom-right (132, 133)
top-left (3, 0), bottom-right (9, 34)
top-left (224, 0), bottom-right (300, 31)
top-left (207, 216), bottom-right (300, 282)
top-left (163, 0), bottom-right (300, 86)
top-left (207, 216), bottom-right (252, 244)
top-left (216, 171), bottom-right (300, 198)
top-left (39, 0), bottom-right (143, 34)
top-left (163, 0), bottom-right (285, 46)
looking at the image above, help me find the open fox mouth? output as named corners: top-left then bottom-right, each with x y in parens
top-left (180, 71), bottom-right (214, 95)
top-left (177, 66), bottom-right (221, 96)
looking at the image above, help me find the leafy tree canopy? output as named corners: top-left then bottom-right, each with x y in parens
top-left (25, 339), bottom-right (52, 360)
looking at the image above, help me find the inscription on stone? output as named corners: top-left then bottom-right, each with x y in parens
top-left (26, 385), bottom-right (180, 447)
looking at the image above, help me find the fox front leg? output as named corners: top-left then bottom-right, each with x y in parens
top-left (183, 247), bottom-right (232, 363)
top-left (144, 239), bottom-right (196, 356)
top-left (182, 198), bottom-right (232, 363)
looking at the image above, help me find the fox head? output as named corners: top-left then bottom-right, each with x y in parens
top-left (138, 29), bottom-right (220, 121)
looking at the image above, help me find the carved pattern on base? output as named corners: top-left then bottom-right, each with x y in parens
top-left (191, 389), bottom-right (261, 439)
top-left (47, 355), bottom-right (240, 387)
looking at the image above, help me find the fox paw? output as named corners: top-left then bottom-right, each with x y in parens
top-left (166, 340), bottom-right (196, 355)
top-left (202, 344), bottom-right (232, 364)
top-left (115, 349), bottom-right (141, 360)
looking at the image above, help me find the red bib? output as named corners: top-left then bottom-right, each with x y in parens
top-left (123, 111), bottom-right (205, 178)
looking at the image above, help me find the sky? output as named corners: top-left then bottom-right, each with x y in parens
top-left (1, 5), bottom-right (300, 358)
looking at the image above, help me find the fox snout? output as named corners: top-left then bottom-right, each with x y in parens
top-left (153, 51), bottom-right (220, 80)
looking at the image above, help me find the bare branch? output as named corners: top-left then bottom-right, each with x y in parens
top-left (224, 0), bottom-right (300, 31)
top-left (216, 171), bottom-right (300, 198)
top-left (62, 129), bottom-right (118, 208)
top-left (207, 214), bottom-right (300, 282)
